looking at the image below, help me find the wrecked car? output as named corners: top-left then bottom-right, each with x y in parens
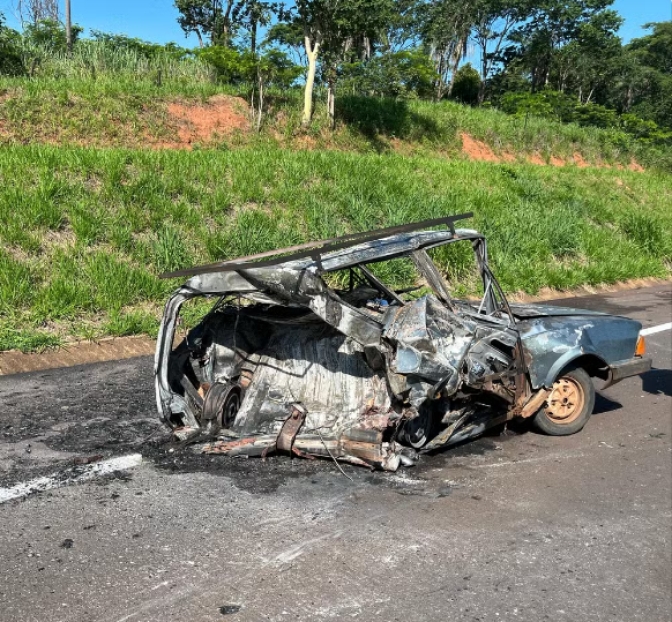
top-left (154, 213), bottom-right (652, 471)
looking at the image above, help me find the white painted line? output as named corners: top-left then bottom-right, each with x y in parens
top-left (0, 454), bottom-right (143, 504)
top-left (641, 322), bottom-right (672, 336)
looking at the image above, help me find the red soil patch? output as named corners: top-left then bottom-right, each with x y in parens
top-left (527, 153), bottom-right (545, 166)
top-left (550, 155), bottom-right (565, 166)
top-left (628, 160), bottom-right (645, 172)
top-left (572, 152), bottom-right (589, 168)
top-left (166, 95), bottom-right (249, 147)
top-left (461, 133), bottom-right (500, 162)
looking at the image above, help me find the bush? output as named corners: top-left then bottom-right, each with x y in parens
top-left (340, 49), bottom-right (437, 99)
top-left (24, 18), bottom-right (83, 53)
top-left (198, 45), bottom-right (300, 89)
top-left (450, 63), bottom-right (481, 105)
top-left (90, 31), bottom-right (189, 61)
top-left (0, 13), bottom-right (24, 76)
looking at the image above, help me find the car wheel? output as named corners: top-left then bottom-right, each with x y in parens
top-left (202, 382), bottom-right (243, 429)
top-left (532, 367), bottom-right (595, 436)
top-left (399, 405), bottom-right (437, 449)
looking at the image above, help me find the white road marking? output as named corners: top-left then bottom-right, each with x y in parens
top-left (0, 454), bottom-right (143, 504)
top-left (641, 322), bottom-right (672, 336)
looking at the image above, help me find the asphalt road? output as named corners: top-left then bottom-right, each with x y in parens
top-left (1, 285), bottom-right (670, 622)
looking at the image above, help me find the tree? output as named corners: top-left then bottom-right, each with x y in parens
top-left (506, 0), bottom-right (614, 92)
top-left (422, 0), bottom-right (476, 101)
top-left (0, 12), bottom-right (24, 75)
top-left (471, 0), bottom-right (530, 104)
top-left (380, 0), bottom-right (423, 53)
top-left (450, 62), bottom-right (481, 104)
top-left (174, 0), bottom-right (243, 47)
top-left (16, 0), bottom-right (59, 25)
top-left (23, 17), bottom-right (82, 51)
top-left (235, 1), bottom-right (280, 54)
top-left (549, 9), bottom-right (622, 103)
top-left (294, 0), bottom-right (394, 128)
top-left (623, 22), bottom-right (672, 129)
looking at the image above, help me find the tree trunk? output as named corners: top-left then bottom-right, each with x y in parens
top-left (625, 85), bottom-right (633, 112)
top-left (251, 19), bottom-right (257, 55)
top-left (302, 36), bottom-right (319, 128)
top-left (434, 52), bottom-right (445, 102)
top-left (65, 0), bottom-right (72, 54)
top-left (327, 80), bottom-right (335, 130)
top-left (478, 45), bottom-right (488, 104)
top-left (446, 33), bottom-right (467, 99)
top-left (256, 71), bottom-right (264, 132)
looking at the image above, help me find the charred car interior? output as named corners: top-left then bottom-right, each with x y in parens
top-left (155, 213), bottom-right (652, 471)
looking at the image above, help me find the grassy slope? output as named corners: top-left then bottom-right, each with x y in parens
top-left (1, 77), bottom-right (668, 170)
top-left (1, 145), bottom-right (670, 351)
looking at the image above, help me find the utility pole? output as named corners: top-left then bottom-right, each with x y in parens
top-left (65, 0), bottom-right (72, 53)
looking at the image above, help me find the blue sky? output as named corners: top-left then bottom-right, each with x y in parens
top-left (1, 0), bottom-right (669, 46)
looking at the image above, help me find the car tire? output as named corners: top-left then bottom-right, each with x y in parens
top-left (202, 382), bottom-right (243, 429)
top-left (532, 367), bottom-right (595, 436)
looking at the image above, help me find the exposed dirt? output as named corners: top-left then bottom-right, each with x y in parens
top-left (460, 133), bottom-right (500, 162)
top-left (572, 152), bottom-right (590, 168)
top-left (459, 132), bottom-right (644, 172)
top-left (164, 95), bottom-right (250, 148)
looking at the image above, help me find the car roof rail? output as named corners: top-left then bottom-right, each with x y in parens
top-left (161, 212), bottom-right (474, 279)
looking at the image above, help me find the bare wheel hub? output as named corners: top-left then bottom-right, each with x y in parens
top-left (546, 377), bottom-right (584, 424)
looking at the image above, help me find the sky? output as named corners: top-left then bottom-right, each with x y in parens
top-left (1, 0), bottom-right (670, 46)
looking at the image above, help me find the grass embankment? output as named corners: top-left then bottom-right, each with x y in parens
top-left (1, 76), bottom-right (668, 170)
top-left (1, 146), bottom-right (670, 351)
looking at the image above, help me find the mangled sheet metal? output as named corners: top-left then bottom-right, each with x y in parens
top-left (154, 213), bottom-right (651, 471)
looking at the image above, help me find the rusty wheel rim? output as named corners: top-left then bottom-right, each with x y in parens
top-left (546, 377), bottom-right (584, 424)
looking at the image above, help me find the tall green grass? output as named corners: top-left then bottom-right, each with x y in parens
top-left (0, 145), bottom-right (669, 351)
top-left (18, 39), bottom-right (218, 94)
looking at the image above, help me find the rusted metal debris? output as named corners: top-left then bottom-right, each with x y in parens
top-left (155, 215), bottom-right (651, 471)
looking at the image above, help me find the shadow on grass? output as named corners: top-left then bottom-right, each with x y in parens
top-left (336, 96), bottom-right (446, 152)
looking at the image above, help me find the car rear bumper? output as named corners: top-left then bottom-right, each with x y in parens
top-left (603, 357), bottom-right (652, 389)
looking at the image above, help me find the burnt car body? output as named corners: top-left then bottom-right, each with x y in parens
top-left (155, 214), bottom-right (651, 471)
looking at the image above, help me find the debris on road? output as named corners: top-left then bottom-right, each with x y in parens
top-left (155, 214), bottom-right (651, 471)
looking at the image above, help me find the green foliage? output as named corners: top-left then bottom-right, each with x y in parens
top-left (0, 12), bottom-right (24, 76)
top-left (13, 37), bottom-right (215, 88)
top-left (198, 45), bottom-right (300, 88)
top-left (500, 89), bottom-right (672, 149)
top-left (450, 63), bottom-right (480, 104)
top-left (0, 325), bottom-right (61, 352)
top-left (89, 31), bottom-right (189, 60)
top-left (23, 18), bottom-right (83, 52)
top-left (624, 22), bottom-right (672, 130)
top-left (198, 45), bottom-right (254, 82)
top-left (175, 0), bottom-right (226, 46)
top-left (340, 49), bottom-right (437, 99)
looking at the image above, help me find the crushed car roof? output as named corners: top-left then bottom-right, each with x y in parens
top-left (161, 213), bottom-right (477, 279)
